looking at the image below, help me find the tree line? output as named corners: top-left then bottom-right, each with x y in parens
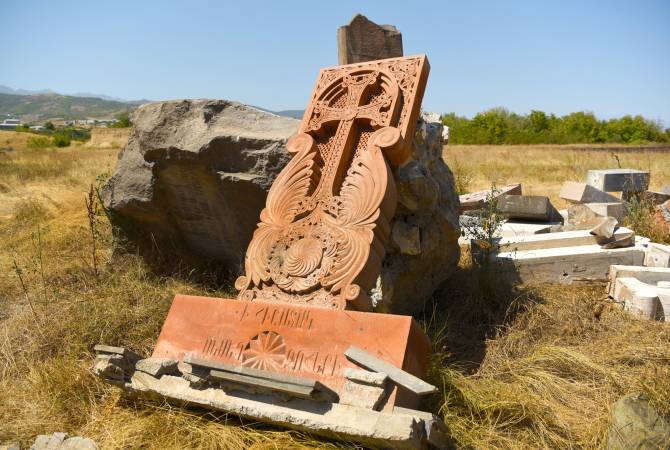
top-left (441, 108), bottom-right (670, 145)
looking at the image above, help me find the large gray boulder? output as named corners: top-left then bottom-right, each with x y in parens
top-left (102, 100), bottom-right (297, 272)
top-left (103, 101), bottom-right (460, 313)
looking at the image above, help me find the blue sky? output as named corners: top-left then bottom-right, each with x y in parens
top-left (2, 1), bottom-right (669, 124)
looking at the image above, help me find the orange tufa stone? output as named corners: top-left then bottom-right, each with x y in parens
top-left (235, 55), bottom-right (430, 311)
top-left (153, 294), bottom-right (431, 411)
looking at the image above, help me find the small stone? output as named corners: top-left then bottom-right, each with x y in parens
top-left (135, 358), bottom-right (178, 377)
top-left (60, 437), bottom-right (98, 450)
top-left (607, 393), bottom-right (670, 450)
top-left (601, 232), bottom-right (635, 249)
top-left (31, 433), bottom-right (67, 450)
top-left (339, 380), bottom-right (387, 410)
top-left (343, 368), bottom-right (388, 387)
top-left (590, 217), bottom-right (618, 240)
top-left (92, 354), bottom-right (130, 381)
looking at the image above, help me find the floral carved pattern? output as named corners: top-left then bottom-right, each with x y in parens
top-left (235, 56), bottom-right (430, 311)
top-left (241, 331), bottom-right (286, 371)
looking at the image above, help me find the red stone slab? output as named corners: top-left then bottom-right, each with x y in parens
top-left (152, 294), bottom-right (431, 411)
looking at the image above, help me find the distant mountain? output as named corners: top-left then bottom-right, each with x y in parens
top-left (252, 105), bottom-right (304, 119)
top-left (0, 92), bottom-right (136, 120)
top-left (0, 85), bottom-right (148, 105)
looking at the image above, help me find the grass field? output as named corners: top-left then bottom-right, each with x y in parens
top-left (1, 134), bottom-right (669, 449)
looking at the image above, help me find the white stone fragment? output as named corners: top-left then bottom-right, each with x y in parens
top-left (613, 277), bottom-right (659, 320)
top-left (644, 242), bottom-right (670, 268)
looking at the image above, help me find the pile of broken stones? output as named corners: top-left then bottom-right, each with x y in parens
top-left (460, 168), bottom-right (670, 321)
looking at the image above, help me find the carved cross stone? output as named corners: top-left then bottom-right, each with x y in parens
top-left (236, 55), bottom-right (429, 311)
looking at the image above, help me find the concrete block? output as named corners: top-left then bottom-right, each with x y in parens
top-left (607, 265), bottom-right (670, 297)
top-left (492, 240), bottom-right (646, 284)
top-left (585, 202), bottom-right (626, 221)
top-left (559, 181), bottom-right (619, 203)
top-left (343, 368), bottom-right (388, 387)
top-left (498, 227), bottom-right (634, 252)
top-left (644, 242), bottom-right (670, 267)
top-left (586, 169), bottom-right (650, 193)
top-left (613, 277), bottom-right (658, 319)
top-left (459, 183), bottom-right (521, 212)
top-left (498, 194), bottom-right (560, 222)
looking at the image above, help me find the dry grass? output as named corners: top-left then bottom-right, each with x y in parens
top-left (444, 144), bottom-right (670, 209)
top-left (1, 140), bottom-right (669, 449)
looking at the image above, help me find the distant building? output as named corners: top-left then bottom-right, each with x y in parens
top-left (0, 118), bottom-right (21, 130)
top-left (30, 125), bottom-right (45, 131)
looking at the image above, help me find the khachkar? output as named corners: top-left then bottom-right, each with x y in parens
top-left (93, 55), bottom-right (449, 449)
top-left (236, 55), bottom-right (429, 311)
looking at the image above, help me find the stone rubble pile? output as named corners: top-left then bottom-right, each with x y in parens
top-left (460, 167), bottom-right (670, 321)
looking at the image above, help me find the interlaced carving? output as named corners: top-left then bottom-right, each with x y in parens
top-left (235, 55), bottom-right (429, 311)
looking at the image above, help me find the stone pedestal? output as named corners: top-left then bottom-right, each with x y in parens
top-left (152, 295), bottom-right (431, 411)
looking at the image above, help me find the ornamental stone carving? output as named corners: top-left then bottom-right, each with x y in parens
top-left (235, 55), bottom-right (429, 311)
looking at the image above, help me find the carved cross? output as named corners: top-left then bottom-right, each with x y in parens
top-left (307, 71), bottom-right (393, 199)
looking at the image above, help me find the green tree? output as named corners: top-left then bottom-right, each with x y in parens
top-left (44, 121), bottom-right (55, 131)
top-left (111, 111), bottom-right (132, 128)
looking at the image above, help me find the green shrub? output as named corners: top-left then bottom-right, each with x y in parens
top-left (52, 133), bottom-right (71, 147)
top-left (27, 136), bottom-right (51, 149)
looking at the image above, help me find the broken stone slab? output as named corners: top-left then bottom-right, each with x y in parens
top-left (644, 242), bottom-right (670, 267)
top-left (590, 217), bottom-right (618, 241)
top-left (125, 370), bottom-right (445, 449)
top-left (612, 277), bottom-right (659, 319)
top-left (459, 183), bottom-right (522, 213)
top-left (586, 169), bottom-right (650, 193)
top-left (185, 355), bottom-right (337, 402)
top-left (491, 240), bottom-right (646, 284)
top-left (639, 190), bottom-right (670, 205)
top-left (559, 181), bottom-right (620, 203)
top-left (607, 265), bottom-right (670, 296)
top-left (600, 232), bottom-right (635, 249)
top-left (337, 14), bottom-right (403, 65)
top-left (585, 202), bottom-right (626, 221)
top-left (497, 194), bottom-right (561, 222)
top-left (135, 357), bottom-right (178, 377)
top-left (565, 203), bottom-right (615, 231)
top-left (343, 368), bottom-right (388, 387)
top-left (339, 379), bottom-right (387, 410)
top-left (344, 346), bottom-right (438, 396)
top-left (497, 227), bottom-right (634, 253)
top-left (93, 344), bottom-right (142, 362)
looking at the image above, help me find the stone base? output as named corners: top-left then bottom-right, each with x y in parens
top-left (113, 371), bottom-right (450, 449)
top-left (151, 295), bottom-right (432, 411)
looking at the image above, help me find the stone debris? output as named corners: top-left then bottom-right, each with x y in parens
top-left (559, 181), bottom-right (619, 204)
top-left (344, 346), bottom-right (438, 396)
top-left (29, 433), bottom-right (97, 450)
top-left (343, 368), bottom-right (388, 386)
top-left (339, 379), bottom-right (387, 410)
top-left (135, 357), bottom-right (178, 377)
top-left (585, 202), bottom-right (625, 221)
top-left (586, 168), bottom-right (650, 193)
top-left (337, 14), bottom-right (403, 65)
top-left (92, 346), bottom-right (144, 384)
top-left (607, 393), bottom-right (670, 450)
top-left (565, 204), bottom-right (606, 230)
top-left (644, 242), bottom-right (670, 267)
top-left (498, 227), bottom-right (634, 253)
top-left (607, 265), bottom-right (670, 321)
top-left (600, 232), bottom-right (635, 249)
top-left (640, 189), bottom-right (670, 205)
top-left (459, 183), bottom-right (521, 213)
top-left (654, 200), bottom-right (670, 233)
top-left (589, 217), bottom-right (618, 241)
top-left (497, 194), bottom-right (561, 222)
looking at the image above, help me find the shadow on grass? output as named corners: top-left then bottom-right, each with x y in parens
top-left (420, 253), bottom-right (543, 374)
